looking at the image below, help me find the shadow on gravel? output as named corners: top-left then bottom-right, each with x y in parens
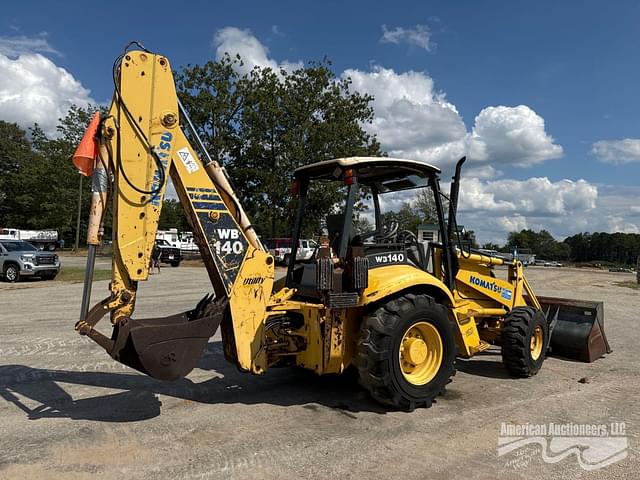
top-left (0, 342), bottom-right (389, 422)
top-left (455, 358), bottom-right (512, 379)
top-left (454, 347), bottom-right (517, 380)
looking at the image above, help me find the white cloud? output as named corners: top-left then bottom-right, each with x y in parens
top-left (456, 179), bottom-right (640, 243)
top-left (470, 105), bottom-right (563, 167)
top-left (204, 27), bottom-right (637, 244)
top-left (496, 215), bottom-right (528, 234)
top-left (345, 66), bottom-right (466, 167)
top-left (458, 177), bottom-right (597, 216)
top-left (212, 29), bottom-right (562, 173)
top-left (592, 139), bottom-right (640, 164)
top-left (380, 24), bottom-right (433, 51)
top-left (0, 53), bottom-right (94, 136)
top-left (0, 33), bottom-right (60, 58)
top-left (457, 176), bottom-right (599, 242)
top-left (343, 67), bottom-right (562, 172)
top-left (213, 27), bottom-right (302, 75)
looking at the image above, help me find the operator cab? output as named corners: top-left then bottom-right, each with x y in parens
top-left (286, 157), bottom-right (456, 302)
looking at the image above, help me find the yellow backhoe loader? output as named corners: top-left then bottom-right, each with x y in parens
top-left (72, 43), bottom-right (610, 410)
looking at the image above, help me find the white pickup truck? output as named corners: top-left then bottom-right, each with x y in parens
top-left (264, 238), bottom-right (318, 264)
top-left (0, 228), bottom-right (59, 251)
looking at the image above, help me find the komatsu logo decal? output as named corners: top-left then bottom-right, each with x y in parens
top-left (150, 132), bottom-right (172, 206)
top-left (469, 274), bottom-right (512, 300)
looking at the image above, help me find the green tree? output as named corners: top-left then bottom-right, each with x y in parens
top-left (482, 242), bottom-right (502, 251)
top-left (0, 106), bottom-right (100, 245)
top-left (383, 203), bottom-right (423, 234)
top-left (505, 229), bottom-right (571, 260)
top-left (564, 232), bottom-right (640, 265)
top-left (158, 199), bottom-right (190, 231)
top-left (176, 57), bottom-right (381, 238)
top-left (381, 188), bottom-right (439, 236)
top-left (415, 188), bottom-right (438, 223)
top-left (0, 121), bottom-right (38, 222)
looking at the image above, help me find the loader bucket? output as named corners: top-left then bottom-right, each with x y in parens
top-left (538, 296), bottom-right (611, 362)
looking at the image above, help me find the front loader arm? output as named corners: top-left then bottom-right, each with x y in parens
top-left (75, 47), bottom-right (273, 380)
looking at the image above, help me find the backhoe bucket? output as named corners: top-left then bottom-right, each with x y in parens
top-left (538, 296), bottom-right (611, 362)
top-left (79, 295), bottom-right (226, 381)
top-left (113, 312), bottom-right (222, 381)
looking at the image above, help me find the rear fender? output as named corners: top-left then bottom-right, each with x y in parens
top-left (362, 265), bottom-right (455, 306)
top-left (361, 265), bottom-right (481, 357)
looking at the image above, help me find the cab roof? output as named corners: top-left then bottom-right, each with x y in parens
top-left (294, 157), bottom-right (441, 193)
top-left (294, 157), bottom-right (440, 180)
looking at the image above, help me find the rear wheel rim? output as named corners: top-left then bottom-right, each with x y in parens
top-left (530, 325), bottom-right (544, 360)
top-left (399, 321), bottom-right (443, 385)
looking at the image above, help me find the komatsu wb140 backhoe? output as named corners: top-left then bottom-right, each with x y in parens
top-left (72, 44), bottom-right (610, 410)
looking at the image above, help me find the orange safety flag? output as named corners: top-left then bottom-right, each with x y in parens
top-left (71, 112), bottom-right (100, 176)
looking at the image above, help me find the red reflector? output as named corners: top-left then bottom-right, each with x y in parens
top-left (344, 168), bottom-right (354, 185)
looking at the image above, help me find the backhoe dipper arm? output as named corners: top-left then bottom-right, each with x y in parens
top-left (75, 47), bottom-right (274, 380)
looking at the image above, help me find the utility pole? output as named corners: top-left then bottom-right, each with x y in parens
top-left (74, 175), bottom-right (83, 252)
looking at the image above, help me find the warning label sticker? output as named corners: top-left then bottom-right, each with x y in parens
top-left (177, 147), bottom-right (199, 173)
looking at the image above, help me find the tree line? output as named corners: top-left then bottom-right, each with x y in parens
top-left (483, 229), bottom-right (640, 266)
top-left (0, 107), bottom-right (99, 246)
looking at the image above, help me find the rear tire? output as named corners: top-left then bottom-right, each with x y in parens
top-left (4, 264), bottom-right (20, 283)
top-left (355, 293), bottom-right (456, 411)
top-left (170, 261), bottom-right (181, 267)
top-left (501, 307), bottom-right (548, 377)
top-left (283, 253), bottom-right (291, 266)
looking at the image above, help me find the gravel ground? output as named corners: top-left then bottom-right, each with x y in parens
top-left (0, 266), bottom-right (638, 479)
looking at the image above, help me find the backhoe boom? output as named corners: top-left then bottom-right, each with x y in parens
top-left (74, 47), bottom-right (273, 380)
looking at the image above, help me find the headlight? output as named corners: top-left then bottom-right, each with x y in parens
top-left (20, 254), bottom-right (34, 262)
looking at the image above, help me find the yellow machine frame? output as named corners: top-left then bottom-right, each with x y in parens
top-left (75, 47), bottom-right (555, 403)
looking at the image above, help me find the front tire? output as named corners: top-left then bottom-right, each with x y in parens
top-left (501, 307), bottom-right (548, 377)
top-left (4, 264), bottom-right (20, 283)
top-left (355, 293), bottom-right (456, 411)
top-left (170, 261), bottom-right (181, 267)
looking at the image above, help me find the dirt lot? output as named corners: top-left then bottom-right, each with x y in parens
top-left (0, 266), bottom-right (638, 479)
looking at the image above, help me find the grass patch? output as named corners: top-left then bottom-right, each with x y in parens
top-left (614, 281), bottom-right (640, 290)
top-left (56, 267), bottom-right (111, 283)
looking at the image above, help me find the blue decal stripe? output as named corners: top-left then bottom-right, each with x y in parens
top-left (188, 194), bottom-right (222, 202)
top-left (194, 203), bottom-right (228, 212)
top-left (192, 201), bottom-right (227, 210)
top-left (186, 187), bottom-right (215, 193)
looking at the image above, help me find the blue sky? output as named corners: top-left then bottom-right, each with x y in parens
top-left (2, 1), bottom-right (639, 242)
